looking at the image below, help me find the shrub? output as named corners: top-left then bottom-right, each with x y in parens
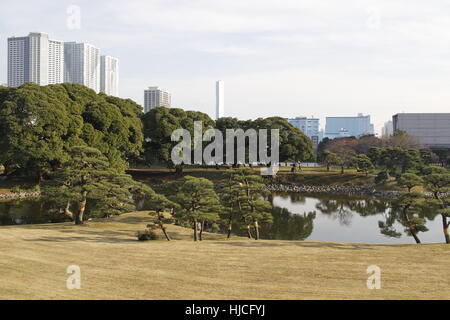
top-left (375, 171), bottom-right (389, 184)
top-left (10, 184), bottom-right (40, 193)
top-left (136, 230), bottom-right (159, 241)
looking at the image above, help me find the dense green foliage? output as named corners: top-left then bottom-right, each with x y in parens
top-left (216, 117), bottom-right (315, 164)
top-left (0, 83), bottom-right (143, 181)
top-left (142, 107), bottom-right (215, 171)
top-left (142, 111), bottom-right (315, 171)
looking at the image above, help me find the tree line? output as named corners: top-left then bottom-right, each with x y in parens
top-left (0, 83), bottom-right (315, 181)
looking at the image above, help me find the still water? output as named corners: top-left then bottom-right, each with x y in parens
top-left (0, 193), bottom-right (444, 244)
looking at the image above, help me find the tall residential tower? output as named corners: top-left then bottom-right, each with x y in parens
top-left (64, 42), bottom-right (101, 92)
top-left (100, 55), bottom-right (119, 96)
top-left (144, 87), bottom-right (171, 113)
top-left (7, 32), bottom-right (64, 87)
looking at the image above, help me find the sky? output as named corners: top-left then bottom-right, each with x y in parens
top-left (1, 0), bottom-right (450, 134)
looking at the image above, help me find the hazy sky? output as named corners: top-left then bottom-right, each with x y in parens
top-left (1, 0), bottom-right (450, 134)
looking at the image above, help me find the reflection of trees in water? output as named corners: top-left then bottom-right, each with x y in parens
top-left (348, 199), bottom-right (389, 217)
top-left (288, 193), bottom-right (306, 204)
top-left (315, 199), bottom-right (353, 226)
top-left (260, 206), bottom-right (315, 240)
top-left (315, 198), bottom-right (391, 226)
top-left (0, 200), bottom-right (68, 225)
top-left (378, 204), bottom-right (436, 242)
top-left (270, 192), bottom-right (306, 204)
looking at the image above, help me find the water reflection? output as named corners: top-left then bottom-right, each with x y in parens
top-left (0, 200), bottom-right (68, 225)
top-left (259, 207), bottom-right (315, 240)
top-left (270, 193), bottom-right (442, 244)
top-left (0, 193), bottom-right (444, 244)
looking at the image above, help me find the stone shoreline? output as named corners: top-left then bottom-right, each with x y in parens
top-left (0, 183), bottom-right (438, 201)
top-left (266, 184), bottom-right (400, 199)
top-left (0, 192), bottom-right (40, 200)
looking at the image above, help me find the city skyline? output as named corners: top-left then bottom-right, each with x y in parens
top-left (7, 31), bottom-right (119, 96)
top-left (2, 1), bottom-right (450, 134)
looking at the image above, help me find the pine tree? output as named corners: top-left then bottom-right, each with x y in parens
top-left (132, 183), bottom-right (178, 241)
top-left (397, 173), bottom-right (423, 192)
top-left (167, 176), bottom-right (222, 241)
top-left (231, 168), bottom-right (273, 240)
top-left (423, 173), bottom-right (450, 244)
top-left (42, 146), bottom-right (136, 224)
top-left (392, 192), bottom-right (427, 244)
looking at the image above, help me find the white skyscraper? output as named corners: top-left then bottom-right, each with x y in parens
top-left (216, 80), bottom-right (224, 120)
top-left (7, 32), bottom-right (64, 87)
top-left (100, 55), bottom-right (119, 96)
top-left (64, 42), bottom-right (101, 92)
top-left (144, 87), bottom-right (171, 113)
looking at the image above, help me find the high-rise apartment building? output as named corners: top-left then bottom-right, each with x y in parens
top-left (325, 113), bottom-right (374, 139)
top-left (100, 56), bottom-right (119, 96)
top-left (393, 113), bottom-right (450, 148)
top-left (7, 32), bottom-right (64, 87)
top-left (216, 80), bottom-right (224, 120)
top-left (286, 117), bottom-right (321, 149)
top-left (64, 42), bottom-right (101, 92)
top-left (144, 87), bottom-right (171, 113)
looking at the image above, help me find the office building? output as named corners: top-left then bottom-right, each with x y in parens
top-left (7, 32), bottom-right (64, 87)
top-left (325, 113), bottom-right (374, 139)
top-left (64, 42), bottom-right (101, 92)
top-left (286, 116), bottom-right (321, 149)
top-left (216, 80), bottom-right (224, 120)
top-left (393, 113), bottom-right (450, 148)
top-left (100, 55), bottom-right (119, 96)
top-left (144, 87), bottom-right (171, 113)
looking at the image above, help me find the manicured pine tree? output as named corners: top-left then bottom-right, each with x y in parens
top-left (356, 154), bottom-right (375, 176)
top-left (219, 170), bottom-right (247, 239)
top-left (232, 168), bottom-right (273, 240)
top-left (42, 146), bottom-right (136, 225)
top-left (167, 176), bottom-right (221, 241)
top-left (391, 191), bottom-right (427, 244)
top-left (132, 182), bottom-right (178, 241)
top-left (423, 172), bottom-right (450, 244)
top-left (322, 150), bottom-right (338, 172)
top-left (397, 173), bottom-right (423, 193)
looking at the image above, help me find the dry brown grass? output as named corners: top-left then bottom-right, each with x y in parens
top-left (0, 211), bottom-right (449, 300)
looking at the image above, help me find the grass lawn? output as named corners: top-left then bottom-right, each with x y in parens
top-left (0, 211), bottom-right (449, 300)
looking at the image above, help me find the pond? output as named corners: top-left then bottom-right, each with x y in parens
top-left (0, 192), bottom-right (444, 244)
top-left (229, 193), bottom-right (443, 244)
